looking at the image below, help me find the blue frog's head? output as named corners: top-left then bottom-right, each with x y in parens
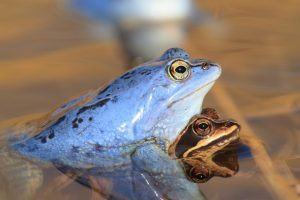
top-left (106, 48), bottom-right (221, 144)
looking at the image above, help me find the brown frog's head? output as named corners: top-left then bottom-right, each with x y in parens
top-left (169, 108), bottom-right (240, 158)
top-left (168, 108), bottom-right (240, 183)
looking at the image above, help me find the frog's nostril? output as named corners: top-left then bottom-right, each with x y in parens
top-left (225, 121), bottom-right (241, 130)
top-left (201, 62), bottom-right (209, 70)
top-left (225, 121), bottom-right (234, 127)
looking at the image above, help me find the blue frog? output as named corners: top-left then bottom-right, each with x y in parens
top-left (9, 48), bottom-right (221, 199)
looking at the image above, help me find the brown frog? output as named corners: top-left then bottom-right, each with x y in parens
top-left (169, 108), bottom-right (240, 183)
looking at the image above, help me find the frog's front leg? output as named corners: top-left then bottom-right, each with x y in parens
top-left (131, 144), bottom-right (205, 200)
top-left (132, 143), bottom-right (181, 174)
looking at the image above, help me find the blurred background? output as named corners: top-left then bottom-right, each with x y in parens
top-left (0, 0), bottom-right (299, 199)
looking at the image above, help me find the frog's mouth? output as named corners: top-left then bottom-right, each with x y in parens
top-left (167, 81), bottom-right (215, 109)
top-left (182, 124), bottom-right (240, 158)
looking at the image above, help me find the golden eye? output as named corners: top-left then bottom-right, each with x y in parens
top-left (167, 60), bottom-right (191, 81)
top-left (192, 119), bottom-right (212, 137)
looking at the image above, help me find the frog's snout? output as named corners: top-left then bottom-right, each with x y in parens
top-left (225, 120), bottom-right (241, 131)
top-left (196, 60), bottom-right (222, 78)
top-left (209, 62), bottom-right (222, 73)
top-left (207, 63), bottom-right (220, 68)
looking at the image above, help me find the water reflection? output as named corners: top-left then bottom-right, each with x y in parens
top-left (0, 147), bottom-right (43, 200)
top-left (56, 165), bottom-right (205, 200)
top-left (53, 150), bottom-right (240, 199)
top-left (182, 146), bottom-right (239, 183)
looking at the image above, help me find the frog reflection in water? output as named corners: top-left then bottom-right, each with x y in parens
top-left (170, 108), bottom-right (240, 183)
top-left (7, 48), bottom-right (221, 200)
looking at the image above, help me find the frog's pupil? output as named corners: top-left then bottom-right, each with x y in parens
top-left (197, 174), bottom-right (206, 180)
top-left (199, 123), bottom-right (208, 130)
top-left (175, 66), bottom-right (186, 73)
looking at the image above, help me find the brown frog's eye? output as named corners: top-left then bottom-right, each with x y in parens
top-left (189, 167), bottom-right (211, 183)
top-left (192, 119), bottom-right (212, 137)
top-left (167, 60), bottom-right (191, 81)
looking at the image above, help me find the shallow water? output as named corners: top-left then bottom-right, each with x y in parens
top-left (0, 0), bottom-right (299, 199)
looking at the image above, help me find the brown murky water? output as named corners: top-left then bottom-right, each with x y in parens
top-left (0, 0), bottom-right (299, 199)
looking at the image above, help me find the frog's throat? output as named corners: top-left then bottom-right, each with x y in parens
top-left (182, 125), bottom-right (240, 158)
top-left (167, 81), bottom-right (215, 109)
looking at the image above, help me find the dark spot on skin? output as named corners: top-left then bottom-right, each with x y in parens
top-left (139, 69), bottom-right (152, 76)
top-left (89, 117), bottom-right (93, 121)
top-left (111, 96), bottom-right (118, 103)
top-left (120, 71), bottom-right (136, 80)
top-left (140, 69), bottom-right (150, 75)
top-left (98, 86), bottom-right (110, 95)
top-left (72, 118), bottom-right (78, 124)
top-left (160, 84), bottom-right (170, 88)
top-left (78, 118), bottom-right (83, 123)
top-left (48, 130), bottom-right (55, 139)
top-left (85, 152), bottom-right (94, 158)
top-left (94, 143), bottom-right (104, 151)
top-left (18, 143), bottom-right (26, 148)
top-left (105, 93), bottom-right (111, 97)
top-left (71, 145), bottom-right (80, 153)
top-left (72, 123), bottom-right (79, 129)
top-left (41, 137), bottom-right (47, 143)
top-left (27, 144), bottom-right (39, 152)
top-left (76, 98), bottom-right (110, 116)
top-left (120, 72), bottom-right (130, 79)
top-left (129, 79), bottom-right (136, 85)
top-left (72, 118), bottom-right (79, 128)
top-left (52, 115), bottom-right (66, 127)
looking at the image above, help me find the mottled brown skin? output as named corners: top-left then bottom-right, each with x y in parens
top-left (169, 108), bottom-right (240, 183)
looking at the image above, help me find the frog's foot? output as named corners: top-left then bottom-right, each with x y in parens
top-left (131, 144), bottom-right (184, 176)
